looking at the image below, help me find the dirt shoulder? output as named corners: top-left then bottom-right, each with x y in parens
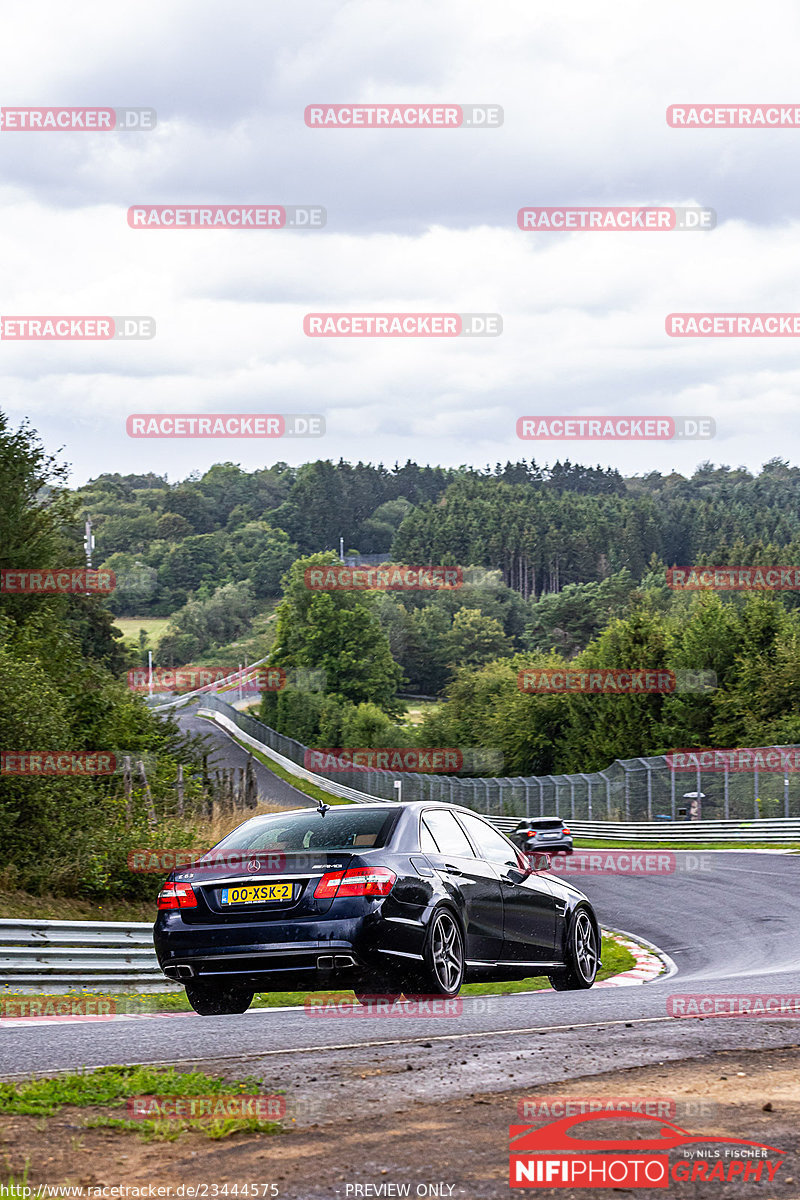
top-left (3, 1044), bottom-right (799, 1198)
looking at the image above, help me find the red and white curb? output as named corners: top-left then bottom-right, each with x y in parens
top-left (595, 927), bottom-right (675, 988)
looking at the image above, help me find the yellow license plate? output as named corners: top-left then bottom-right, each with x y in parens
top-left (221, 883), bottom-right (293, 905)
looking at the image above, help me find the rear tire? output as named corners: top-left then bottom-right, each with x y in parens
top-left (549, 907), bottom-right (599, 991)
top-left (184, 980), bottom-right (254, 1015)
top-left (405, 907), bottom-right (465, 998)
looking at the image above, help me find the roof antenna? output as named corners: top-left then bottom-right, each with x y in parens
top-left (315, 796), bottom-right (331, 817)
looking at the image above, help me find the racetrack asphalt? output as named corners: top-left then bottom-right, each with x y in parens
top-left (173, 701), bottom-right (315, 811)
top-left (3, 851), bottom-right (799, 1110)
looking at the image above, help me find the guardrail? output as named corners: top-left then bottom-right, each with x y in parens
top-left (148, 657), bottom-right (272, 713)
top-left (0, 919), bottom-right (177, 993)
top-left (489, 818), bottom-right (800, 843)
top-left (195, 700), bottom-right (800, 839)
top-left (198, 708), bottom-right (395, 805)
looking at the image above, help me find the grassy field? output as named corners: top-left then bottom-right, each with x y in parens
top-left (399, 699), bottom-right (440, 727)
top-left (113, 617), bottom-right (170, 649)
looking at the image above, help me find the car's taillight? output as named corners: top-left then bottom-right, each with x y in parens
top-left (314, 867), bottom-right (396, 899)
top-left (562, 827), bottom-right (571, 836)
top-left (157, 881), bottom-right (198, 910)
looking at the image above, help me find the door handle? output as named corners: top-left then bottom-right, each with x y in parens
top-left (444, 862), bottom-right (464, 875)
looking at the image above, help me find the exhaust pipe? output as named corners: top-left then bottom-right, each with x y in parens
top-left (164, 963), bottom-right (195, 980)
top-left (334, 955), bottom-right (356, 968)
top-left (316, 955), bottom-right (356, 970)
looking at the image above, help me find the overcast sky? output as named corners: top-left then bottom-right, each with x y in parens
top-left (3, 0), bottom-right (800, 485)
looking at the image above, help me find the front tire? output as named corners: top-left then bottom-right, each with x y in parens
top-left (184, 980), bottom-right (254, 1015)
top-left (549, 907), bottom-right (599, 991)
top-left (405, 907), bottom-right (465, 998)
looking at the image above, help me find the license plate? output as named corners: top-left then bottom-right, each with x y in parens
top-left (221, 883), bottom-right (294, 905)
top-left (542, 832), bottom-right (560, 839)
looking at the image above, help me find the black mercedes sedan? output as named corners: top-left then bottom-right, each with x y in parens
top-left (153, 801), bottom-right (601, 1014)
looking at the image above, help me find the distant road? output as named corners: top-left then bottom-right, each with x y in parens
top-left (173, 700), bottom-right (313, 811)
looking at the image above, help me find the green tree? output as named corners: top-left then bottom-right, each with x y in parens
top-left (269, 554), bottom-right (404, 712)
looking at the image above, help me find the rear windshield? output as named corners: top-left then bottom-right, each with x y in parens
top-left (206, 808), bottom-right (400, 854)
top-left (518, 819), bottom-right (563, 830)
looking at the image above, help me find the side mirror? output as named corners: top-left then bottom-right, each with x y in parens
top-left (529, 851), bottom-right (552, 872)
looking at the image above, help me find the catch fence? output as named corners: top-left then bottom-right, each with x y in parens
top-left (198, 697), bottom-right (800, 824)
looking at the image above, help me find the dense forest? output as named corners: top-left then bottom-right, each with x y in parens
top-left (5, 406), bottom-right (800, 904)
top-left (78, 457), bottom-right (800, 616)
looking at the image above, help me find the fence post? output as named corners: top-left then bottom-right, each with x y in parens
top-left (624, 767), bottom-right (631, 821)
top-left (136, 760), bottom-right (157, 826)
top-left (599, 770), bottom-right (611, 819)
top-left (524, 779), bottom-right (531, 817)
top-left (123, 755), bottom-right (133, 824)
top-left (538, 778), bottom-right (544, 816)
top-left (176, 764), bottom-right (184, 816)
top-left (754, 766), bottom-right (760, 819)
top-left (724, 764), bottom-right (729, 819)
top-left (671, 766), bottom-right (676, 819)
top-left (569, 779), bottom-right (575, 820)
top-left (646, 762), bottom-right (652, 821)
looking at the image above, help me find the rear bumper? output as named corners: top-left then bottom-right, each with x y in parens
top-left (530, 837), bottom-right (573, 854)
top-left (154, 910), bottom-right (426, 990)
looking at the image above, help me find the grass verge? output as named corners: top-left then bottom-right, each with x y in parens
top-left (0, 1065), bottom-right (282, 1141)
top-left (0, 933), bottom-right (637, 1015)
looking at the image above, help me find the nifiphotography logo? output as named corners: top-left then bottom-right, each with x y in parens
top-left (509, 1111), bottom-right (785, 1188)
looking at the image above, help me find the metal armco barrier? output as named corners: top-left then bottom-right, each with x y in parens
top-left (0, 918), bottom-right (176, 993)
top-left (197, 697), bottom-right (800, 833)
top-left (198, 706), bottom-right (395, 805)
top-left (489, 818), bottom-right (800, 842)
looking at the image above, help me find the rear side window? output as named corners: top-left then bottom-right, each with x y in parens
top-left (419, 819), bottom-right (439, 854)
top-left (458, 812), bottom-right (520, 868)
top-left (421, 810), bottom-right (475, 857)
